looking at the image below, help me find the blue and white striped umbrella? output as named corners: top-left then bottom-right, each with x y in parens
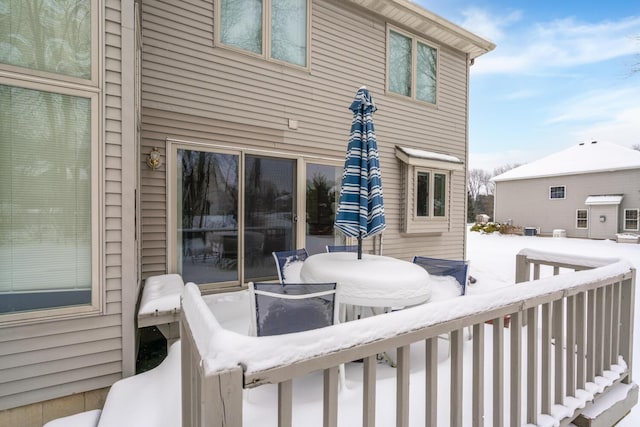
top-left (335, 86), bottom-right (385, 258)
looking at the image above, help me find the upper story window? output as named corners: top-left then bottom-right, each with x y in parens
top-left (624, 209), bottom-right (639, 231)
top-left (549, 186), bottom-right (566, 200)
top-left (387, 27), bottom-right (438, 104)
top-left (218, 0), bottom-right (309, 68)
top-left (1, 0), bottom-right (100, 322)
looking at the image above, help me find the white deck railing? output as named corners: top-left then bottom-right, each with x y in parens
top-left (181, 249), bottom-right (636, 426)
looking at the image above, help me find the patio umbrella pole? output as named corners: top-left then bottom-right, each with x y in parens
top-left (357, 234), bottom-right (363, 260)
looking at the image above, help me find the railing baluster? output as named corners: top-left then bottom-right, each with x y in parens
top-left (595, 287), bottom-right (605, 376)
top-left (576, 291), bottom-right (586, 390)
top-left (493, 317), bottom-right (504, 427)
top-left (397, 345), bottom-right (410, 427)
top-left (586, 289), bottom-right (597, 382)
top-left (526, 306), bottom-right (538, 424)
top-left (566, 295), bottom-right (576, 397)
top-left (278, 380), bottom-right (293, 427)
top-left (611, 282), bottom-right (621, 365)
top-left (552, 298), bottom-right (565, 405)
top-left (604, 284), bottom-right (613, 367)
top-left (620, 275), bottom-right (636, 384)
top-left (363, 355), bottom-right (377, 427)
top-left (541, 302), bottom-right (552, 414)
top-left (323, 367), bottom-right (339, 427)
top-left (510, 312), bottom-right (522, 427)
top-left (473, 323), bottom-right (485, 427)
top-left (451, 330), bottom-right (463, 427)
top-left (425, 338), bottom-right (438, 427)
top-left (533, 263), bottom-right (541, 280)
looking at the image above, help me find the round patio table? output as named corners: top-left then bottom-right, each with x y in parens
top-left (299, 252), bottom-right (432, 308)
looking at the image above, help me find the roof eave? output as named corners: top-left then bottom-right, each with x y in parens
top-left (344, 0), bottom-right (496, 59)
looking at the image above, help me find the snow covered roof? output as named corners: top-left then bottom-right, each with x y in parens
top-left (492, 141), bottom-right (640, 182)
top-left (585, 195), bottom-right (623, 205)
top-left (395, 146), bottom-right (464, 171)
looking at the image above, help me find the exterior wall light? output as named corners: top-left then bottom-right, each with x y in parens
top-left (147, 147), bottom-right (161, 170)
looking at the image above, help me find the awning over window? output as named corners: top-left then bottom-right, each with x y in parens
top-left (584, 195), bottom-right (623, 205)
top-left (395, 146), bottom-right (464, 171)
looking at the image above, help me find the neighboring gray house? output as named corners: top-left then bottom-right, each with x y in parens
top-left (0, 0), bottom-right (493, 424)
top-left (493, 141), bottom-right (640, 239)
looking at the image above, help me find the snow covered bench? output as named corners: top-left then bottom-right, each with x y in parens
top-left (137, 274), bottom-right (185, 347)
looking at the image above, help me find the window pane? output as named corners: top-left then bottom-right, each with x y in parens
top-left (416, 42), bottom-right (436, 103)
top-left (0, 84), bottom-right (92, 314)
top-left (271, 0), bottom-right (307, 67)
top-left (177, 150), bottom-right (239, 284)
top-left (0, 0), bottom-right (91, 79)
top-left (577, 209), bottom-right (588, 229)
top-left (306, 163), bottom-right (342, 255)
top-left (416, 172), bottom-right (429, 217)
top-left (433, 173), bottom-right (446, 217)
top-left (625, 209), bottom-right (638, 230)
top-left (220, 0), bottom-right (262, 54)
top-left (550, 186), bottom-right (565, 199)
top-left (389, 30), bottom-right (411, 97)
top-left (245, 156), bottom-right (296, 281)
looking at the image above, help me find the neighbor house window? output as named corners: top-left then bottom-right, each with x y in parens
top-left (415, 170), bottom-right (447, 218)
top-left (624, 209), bottom-right (639, 231)
top-left (218, 0), bottom-right (309, 68)
top-left (0, 0), bottom-right (100, 320)
top-left (576, 209), bottom-right (588, 229)
top-left (388, 27), bottom-right (438, 104)
top-left (549, 186), bottom-right (566, 199)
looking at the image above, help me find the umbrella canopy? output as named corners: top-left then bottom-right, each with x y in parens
top-left (334, 86), bottom-right (386, 259)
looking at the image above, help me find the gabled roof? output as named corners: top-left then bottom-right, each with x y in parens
top-left (492, 141), bottom-right (640, 182)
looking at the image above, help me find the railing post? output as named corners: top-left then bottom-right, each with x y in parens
top-left (515, 254), bottom-right (530, 283)
top-left (203, 367), bottom-right (244, 427)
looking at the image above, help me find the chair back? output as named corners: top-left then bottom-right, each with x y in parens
top-left (325, 245), bottom-right (358, 253)
top-left (272, 249), bottom-right (309, 282)
top-left (249, 282), bottom-right (337, 336)
top-left (412, 256), bottom-right (469, 295)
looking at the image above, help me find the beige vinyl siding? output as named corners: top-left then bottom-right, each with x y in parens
top-left (140, 0), bottom-right (470, 278)
top-left (0, 0), bottom-right (137, 411)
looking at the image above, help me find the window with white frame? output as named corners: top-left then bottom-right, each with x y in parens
top-left (388, 27), bottom-right (438, 104)
top-left (624, 209), bottom-right (639, 231)
top-left (218, 0), bottom-right (309, 68)
top-left (549, 185), bottom-right (566, 200)
top-left (416, 170), bottom-right (447, 218)
top-left (0, 0), bottom-right (100, 319)
top-left (576, 209), bottom-right (588, 229)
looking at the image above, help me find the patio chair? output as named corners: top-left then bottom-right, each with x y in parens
top-left (412, 256), bottom-right (472, 346)
top-left (325, 244), bottom-right (358, 253)
top-left (248, 281), bottom-right (345, 386)
top-left (272, 248), bottom-right (309, 283)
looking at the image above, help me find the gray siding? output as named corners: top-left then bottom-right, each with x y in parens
top-left (140, 0), bottom-right (471, 279)
top-left (0, 0), bottom-right (137, 411)
top-left (494, 169), bottom-right (640, 239)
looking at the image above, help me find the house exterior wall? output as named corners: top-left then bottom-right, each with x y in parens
top-left (139, 0), bottom-right (474, 280)
top-left (0, 0), bottom-right (138, 416)
top-left (494, 169), bottom-right (640, 239)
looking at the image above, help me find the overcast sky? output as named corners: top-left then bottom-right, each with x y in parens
top-left (413, 0), bottom-right (640, 172)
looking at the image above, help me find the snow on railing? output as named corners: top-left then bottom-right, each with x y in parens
top-left (181, 249), bottom-right (636, 426)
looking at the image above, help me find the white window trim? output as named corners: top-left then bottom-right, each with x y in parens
top-left (576, 209), bottom-right (588, 229)
top-left (0, 0), bottom-right (102, 325)
top-left (214, 0), bottom-right (311, 71)
top-left (413, 168), bottom-right (449, 221)
top-left (549, 185), bottom-right (566, 200)
top-left (624, 208), bottom-right (639, 231)
top-left (386, 24), bottom-right (439, 106)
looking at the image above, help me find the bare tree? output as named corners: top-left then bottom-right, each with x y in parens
top-left (487, 163), bottom-right (521, 195)
top-left (468, 168), bottom-right (491, 200)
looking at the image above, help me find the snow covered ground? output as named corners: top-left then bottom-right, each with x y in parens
top-left (46, 230), bottom-right (640, 426)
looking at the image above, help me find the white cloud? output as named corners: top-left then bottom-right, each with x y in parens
top-left (472, 16), bottom-right (640, 75)
top-left (572, 107), bottom-right (640, 147)
top-left (458, 7), bottom-right (522, 43)
top-left (546, 85), bottom-right (640, 125)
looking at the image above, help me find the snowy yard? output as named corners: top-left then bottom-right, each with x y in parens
top-left (46, 230), bottom-right (640, 426)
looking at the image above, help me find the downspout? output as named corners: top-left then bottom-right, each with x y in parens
top-left (463, 53), bottom-right (471, 261)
